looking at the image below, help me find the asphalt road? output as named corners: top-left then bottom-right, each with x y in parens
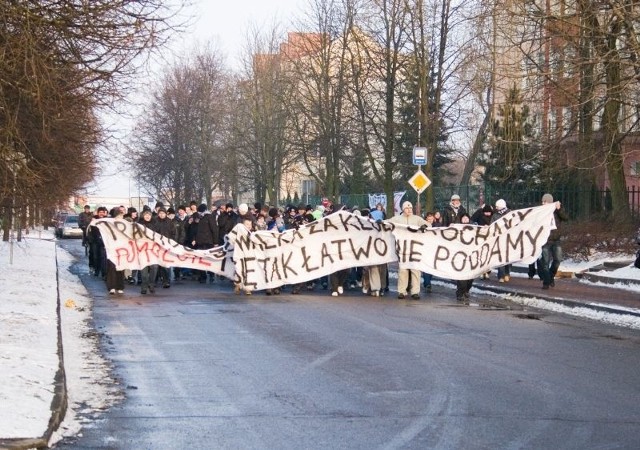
top-left (57, 239), bottom-right (640, 449)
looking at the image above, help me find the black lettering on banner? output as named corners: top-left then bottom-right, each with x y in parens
top-left (339, 214), bottom-right (359, 231)
top-left (468, 249), bottom-right (480, 270)
top-left (525, 226), bottom-right (545, 256)
top-left (451, 250), bottom-right (467, 271)
top-left (256, 257), bottom-right (269, 281)
top-left (331, 239), bottom-right (347, 260)
top-left (99, 222), bottom-right (118, 241)
top-left (479, 242), bottom-right (491, 265)
top-left (241, 257), bottom-right (257, 289)
top-left (308, 222), bottom-right (322, 235)
top-left (254, 233), bottom-right (277, 250)
top-left (324, 217), bottom-right (339, 232)
top-left (517, 208), bottom-right (533, 221)
top-left (301, 247), bottom-right (319, 272)
top-left (459, 226), bottom-right (476, 245)
top-left (474, 226), bottom-right (491, 245)
top-left (350, 236), bottom-right (372, 260)
top-left (320, 243), bottom-right (335, 265)
top-left (489, 238), bottom-right (502, 263)
top-left (235, 232), bottom-right (254, 252)
top-left (408, 240), bottom-right (423, 262)
top-left (269, 256), bottom-right (282, 282)
top-left (506, 230), bottom-right (525, 260)
top-left (502, 213), bottom-right (515, 230)
top-left (492, 222), bottom-right (503, 238)
top-left (113, 220), bottom-right (130, 238)
top-left (433, 245), bottom-right (450, 270)
top-left (373, 237), bottom-right (388, 257)
top-left (441, 228), bottom-right (459, 242)
top-left (359, 218), bottom-right (374, 231)
top-left (281, 251), bottom-right (298, 278)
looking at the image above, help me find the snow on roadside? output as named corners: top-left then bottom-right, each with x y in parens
top-left (0, 236), bottom-right (58, 439)
top-left (48, 241), bottom-right (123, 446)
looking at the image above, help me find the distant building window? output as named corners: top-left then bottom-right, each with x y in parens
top-left (630, 161), bottom-right (640, 177)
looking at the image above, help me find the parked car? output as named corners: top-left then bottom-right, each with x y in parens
top-left (53, 213), bottom-right (67, 238)
top-left (59, 215), bottom-right (83, 239)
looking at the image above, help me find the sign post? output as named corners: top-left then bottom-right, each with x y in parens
top-left (411, 147), bottom-right (429, 215)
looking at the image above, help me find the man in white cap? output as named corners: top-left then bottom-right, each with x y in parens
top-left (389, 201), bottom-right (427, 299)
top-left (443, 194), bottom-right (467, 226)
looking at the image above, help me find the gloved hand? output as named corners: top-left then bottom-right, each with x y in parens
top-left (376, 219), bottom-right (383, 224)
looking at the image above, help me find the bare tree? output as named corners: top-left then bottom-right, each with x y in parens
top-left (235, 23), bottom-right (297, 206)
top-left (130, 43), bottom-right (232, 206)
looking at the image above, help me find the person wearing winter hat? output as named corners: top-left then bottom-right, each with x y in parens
top-left (469, 203), bottom-right (494, 281)
top-left (537, 193), bottom-right (568, 289)
top-left (443, 194), bottom-right (467, 226)
top-left (389, 201), bottom-right (427, 299)
top-left (491, 199), bottom-right (512, 282)
top-left (138, 209), bottom-right (158, 294)
top-left (312, 205), bottom-right (325, 221)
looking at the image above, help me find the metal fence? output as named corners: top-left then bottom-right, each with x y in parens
top-left (302, 185), bottom-right (640, 220)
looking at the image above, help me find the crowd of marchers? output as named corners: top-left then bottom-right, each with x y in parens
top-left (75, 193), bottom-right (566, 304)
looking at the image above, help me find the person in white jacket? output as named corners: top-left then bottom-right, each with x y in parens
top-left (389, 201), bottom-right (427, 299)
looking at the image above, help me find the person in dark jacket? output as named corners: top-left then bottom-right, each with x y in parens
top-left (471, 203), bottom-right (494, 280)
top-left (194, 203), bottom-right (219, 283)
top-left (442, 194), bottom-right (467, 226)
top-left (105, 207), bottom-right (126, 295)
top-left (538, 193), bottom-right (569, 289)
top-left (88, 206), bottom-right (108, 278)
top-left (138, 209), bottom-right (158, 294)
top-left (217, 202), bottom-right (237, 245)
top-left (154, 207), bottom-right (174, 288)
top-left (171, 205), bottom-right (189, 281)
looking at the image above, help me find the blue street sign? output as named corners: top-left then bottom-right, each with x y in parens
top-left (413, 147), bottom-right (427, 165)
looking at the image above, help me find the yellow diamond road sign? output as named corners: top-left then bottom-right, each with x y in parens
top-left (408, 170), bottom-right (431, 194)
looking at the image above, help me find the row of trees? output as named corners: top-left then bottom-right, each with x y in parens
top-left (137, 0), bottom-right (640, 221)
top-left (0, 0), bottom-right (186, 240)
top-left (130, 0), bottom-right (470, 214)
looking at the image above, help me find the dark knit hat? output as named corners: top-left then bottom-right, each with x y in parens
top-left (482, 204), bottom-right (493, 213)
top-left (197, 203), bottom-right (207, 213)
top-left (167, 207), bottom-right (175, 214)
top-left (155, 201), bottom-right (164, 209)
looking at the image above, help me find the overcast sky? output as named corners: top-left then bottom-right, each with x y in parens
top-left (90, 0), bottom-right (306, 200)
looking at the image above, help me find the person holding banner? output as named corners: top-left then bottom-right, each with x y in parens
top-left (538, 193), bottom-right (568, 289)
top-left (443, 194), bottom-right (467, 226)
top-left (389, 201), bottom-right (427, 299)
top-left (138, 209), bottom-right (159, 294)
top-left (492, 199), bottom-right (512, 282)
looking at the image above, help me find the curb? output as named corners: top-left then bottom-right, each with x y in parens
top-left (0, 245), bottom-right (68, 450)
top-left (471, 283), bottom-right (640, 319)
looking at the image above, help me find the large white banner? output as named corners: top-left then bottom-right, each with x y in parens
top-left (94, 203), bottom-right (557, 290)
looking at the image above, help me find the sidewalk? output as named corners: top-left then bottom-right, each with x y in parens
top-left (472, 269), bottom-right (640, 318)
